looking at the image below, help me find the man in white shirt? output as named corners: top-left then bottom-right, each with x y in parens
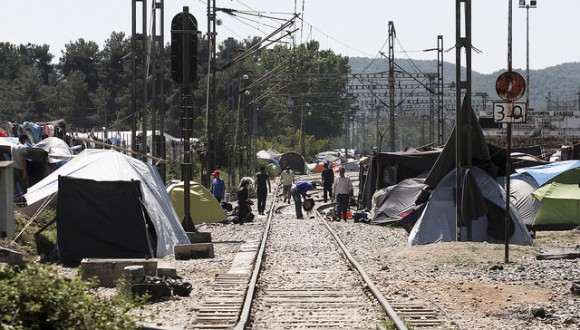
top-left (333, 167), bottom-right (353, 221)
top-left (280, 166), bottom-right (295, 203)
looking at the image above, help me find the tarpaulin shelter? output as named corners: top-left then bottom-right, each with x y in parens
top-left (360, 149), bottom-right (441, 210)
top-left (0, 137), bottom-right (51, 187)
top-left (167, 181), bottom-right (227, 225)
top-left (532, 167), bottom-right (580, 230)
top-left (25, 149), bottom-right (189, 264)
top-left (515, 160), bottom-right (580, 187)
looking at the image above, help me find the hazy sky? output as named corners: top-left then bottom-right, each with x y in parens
top-left (2, 1), bottom-right (579, 75)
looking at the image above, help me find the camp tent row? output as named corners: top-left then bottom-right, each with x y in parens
top-left (510, 160), bottom-right (580, 230)
top-left (364, 99), bottom-right (533, 246)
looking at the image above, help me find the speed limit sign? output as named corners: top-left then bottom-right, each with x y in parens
top-left (493, 102), bottom-right (527, 123)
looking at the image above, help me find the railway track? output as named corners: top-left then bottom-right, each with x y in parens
top-left (190, 174), bottom-right (449, 329)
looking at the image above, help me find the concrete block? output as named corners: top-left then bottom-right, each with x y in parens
top-left (156, 261), bottom-right (178, 278)
top-left (124, 265), bottom-right (145, 284)
top-left (80, 258), bottom-right (158, 287)
top-left (174, 243), bottom-right (214, 260)
top-left (186, 231), bottom-right (212, 243)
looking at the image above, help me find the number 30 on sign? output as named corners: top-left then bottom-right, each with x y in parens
top-left (493, 102), bottom-right (527, 123)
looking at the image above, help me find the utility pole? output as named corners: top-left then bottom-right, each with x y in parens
top-left (151, 0), bottom-right (165, 180)
top-left (519, 1), bottom-right (536, 114)
top-left (388, 21), bottom-right (396, 152)
top-left (204, 0), bottom-right (217, 188)
top-left (455, 0), bottom-right (472, 240)
top-left (131, 0), bottom-right (147, 154)
top-left (437, 35), bottom-right (444, 146)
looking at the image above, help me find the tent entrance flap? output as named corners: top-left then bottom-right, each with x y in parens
top-left (56, 177), bottom-right (157, 265)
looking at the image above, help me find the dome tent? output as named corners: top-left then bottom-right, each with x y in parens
top-left (25, 149), bottom-right (189, 264)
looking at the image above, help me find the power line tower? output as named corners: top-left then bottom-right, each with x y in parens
top-left (388, 21), bottom-right (396, 152)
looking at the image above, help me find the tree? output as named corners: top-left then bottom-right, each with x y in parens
top-left (59, 39), bottom-right (101, 92)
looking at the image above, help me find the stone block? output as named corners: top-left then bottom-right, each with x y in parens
top-left (186, 231), bottom-right (212, 243)
top-left (80, 258), bottom-right (158, 287)
top-left (124, 265), bottom-right (145, 284)
top-left (174, 243), bottom-right (214, 260)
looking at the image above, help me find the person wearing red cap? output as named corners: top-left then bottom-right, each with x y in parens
top-left (210, 170), bottom-right (225, 203)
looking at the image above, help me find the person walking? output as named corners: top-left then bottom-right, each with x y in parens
top-left (280, 166), bottom-right (295, 203)
top-left (321, 162), bottom-right (334, 203)
top-left (210, 170), bottom-right (225, 203)
top-left (333, 167), bottom-right (353, 222)
top-left (255, 166), bottom-right (271, 215)
top-left (290, 181), bottom-right (316, 219)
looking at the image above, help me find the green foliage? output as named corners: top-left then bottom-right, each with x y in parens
top-left (0, 263), bottom-right (138, 329)
top-left (7, 208), bottom-right (58, 257)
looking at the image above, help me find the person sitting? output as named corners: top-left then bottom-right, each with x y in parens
top-left (236, 179), bottom-right (252, 224)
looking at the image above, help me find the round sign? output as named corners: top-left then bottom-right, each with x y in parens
top-left (495, 71), bottom-right (526, 102)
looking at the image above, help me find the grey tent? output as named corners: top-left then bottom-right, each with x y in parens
top-left (408, 166), bottom-right (533, 246)
top-left (278, 151), bottom-right (309, 174)
top-left (502, 172), bottom-right (540, 228)
top-left (370, 177), bottom-right (428, 226)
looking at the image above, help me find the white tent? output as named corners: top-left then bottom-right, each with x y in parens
top-left (33, 137), bottom-right (73, 163)
top-left (502, 172), bottom-right (540, 227)
top-left (25, 149), bottom-right (189, 257)
top-left (408, 166), bottom-right (533, 246)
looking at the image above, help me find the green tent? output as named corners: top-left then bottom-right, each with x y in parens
top-left (167, 181), bottom-right (228, 225)
top-left (532, 168), bottom-right (580, 230)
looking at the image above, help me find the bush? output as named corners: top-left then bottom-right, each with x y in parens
top-left (0, 263), bottom-right (138, 329)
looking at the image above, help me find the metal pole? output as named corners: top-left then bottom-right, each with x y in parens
top-left (300, 106), bottom-right (304, 156)
top-left (131, 0), bottom-right (137, 153)
top-left (526, 5), bottom-right (530, 110)
top-left (388, 21), bottom-right (396, 152)
top-left (141, 0), bottom-right (148, 158)
top-left (437, 35), bottom-right (444, 146)
top-left (181, 6), bottom-right (196, 232)
top-left (504, 0), bottom-right (513, 263)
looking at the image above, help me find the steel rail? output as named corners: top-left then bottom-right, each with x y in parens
top-left (232, 177), bottom-right (282, 330)
top-left (233, 174), bottom-right (407, 329)
top-left (316, 209), bottom-right (409, 330)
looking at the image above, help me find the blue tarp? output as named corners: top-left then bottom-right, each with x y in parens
top-left (515, 160), bottom-right (580, 187)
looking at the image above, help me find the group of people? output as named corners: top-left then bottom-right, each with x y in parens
top-left (209, 162), bottom-right (353, 223)
top-left (209, 166), bottom-right (271, 224)
top-left (284, 164), bottom-right (353, 221)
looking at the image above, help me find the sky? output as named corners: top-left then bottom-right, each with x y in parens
top-left (1, 0), bottom-right (579, 75)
